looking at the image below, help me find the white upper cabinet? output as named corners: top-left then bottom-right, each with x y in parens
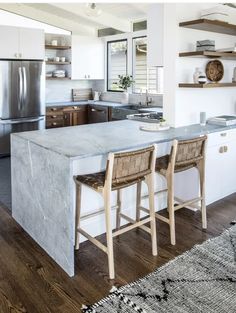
top-left (0, 26), bottom-right (19, 59)
top-left (19, 27), bottom-right (44, 60)
top-left (147, 4), bottom-right (164, 67)
top-left (0, 26), bottom-right (44, 60)
top-left (72, 35), bottom-right (104, 80)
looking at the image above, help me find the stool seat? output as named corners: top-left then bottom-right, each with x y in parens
top-left (75, 172), bottom-right (106, 191)
top-left (75, 172), bottom-right (145, 192)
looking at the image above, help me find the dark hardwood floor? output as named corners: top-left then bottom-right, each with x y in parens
top-left (0, 194), bottom-right (236, 313)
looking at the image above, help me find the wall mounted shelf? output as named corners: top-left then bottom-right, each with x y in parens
top-left (46, 77), bottom-right (71, 80)
top-left (179, 19), bottom-right (236, 36)
top-left (179, 83), bottom-right (236, 88)
top-left (46, 61), bottom-right (71, 65)
top-left (179, 51), bottom-right (236, 59)
top-left (45, 45), bottom-right (71, 50)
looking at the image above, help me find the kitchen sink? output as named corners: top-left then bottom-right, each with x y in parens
top-left (111, 105), bottom-right (163, 121)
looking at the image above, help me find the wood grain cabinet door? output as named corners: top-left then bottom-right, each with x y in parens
top-left (63, 106), bottom-right (88, 126)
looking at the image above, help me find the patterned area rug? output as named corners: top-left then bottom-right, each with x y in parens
top-left (83, 225), bottom-right (236, 313)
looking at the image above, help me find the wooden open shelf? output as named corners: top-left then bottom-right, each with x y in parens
top-left (46, 77), bottom-right (71, 80)
top-left (179, 19), bottom-right (236, 36)
top-left (179, 51), bottom-right (236, 59)
top-left (45, 45), bottom-right (71, 50)
top-left (46, 61), bottom-right (71, 65)
top-left (179, 83), bottom-right (236, 88)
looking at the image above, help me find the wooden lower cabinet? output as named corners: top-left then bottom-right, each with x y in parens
top-left (46, 104), bottom-right (112, 129)
top-left (46, 105), bottom-right (88, 129)
top-left (63, 106), bottom-right (88, 126)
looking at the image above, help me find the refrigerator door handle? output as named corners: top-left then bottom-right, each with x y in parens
top-left (18, 67), bottom-right (23, 111)
top-left (22, 66), bottom-right (27, 107)
top-left (0, 117), bottom-right (44, 125)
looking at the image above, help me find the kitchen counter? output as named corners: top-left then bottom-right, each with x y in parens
top-left (46, 100), bottom-right (142, 108)
top-left (12, 120), bottom-right (233, 160)
top-left (11, 120), bottom-right (234, 277)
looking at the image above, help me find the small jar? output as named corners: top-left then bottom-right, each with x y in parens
top-left (51, 39), bottom-right (58, 46)
top-left (193, 67), bottom-right (202, 84)
top-left (198, 73), bottom-right (207, 84)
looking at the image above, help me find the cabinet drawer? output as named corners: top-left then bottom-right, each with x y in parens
top-left (46, 107), bottom-right (64, 115)
top-left (63, 105), bottom-right (87, 112)
top-left (46, 121), bottom-right (64, 128)
top-left (207, 129), bottom-right (236, 147)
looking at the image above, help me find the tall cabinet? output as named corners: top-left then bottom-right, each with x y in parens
top-left (0, 25), bottom-right (44, 60)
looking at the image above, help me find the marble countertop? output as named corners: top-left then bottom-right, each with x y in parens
top-left (46, 100), bottom-right (141, 108)
top-left (12, 120), bottom-right (235, 160)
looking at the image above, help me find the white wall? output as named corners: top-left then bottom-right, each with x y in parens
top-left (163, 3), bottom-right (236, 127)
top-left (0, 9), bottom-right (70, 34)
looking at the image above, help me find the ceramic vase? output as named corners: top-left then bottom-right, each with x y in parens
top-left (193, 67), bottom-right (202, 83)
top-left (121, 91), bottom-right (129, 104)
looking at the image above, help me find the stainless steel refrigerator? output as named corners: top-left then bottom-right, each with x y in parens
top-left (0, 60), bottom-right (45, 156)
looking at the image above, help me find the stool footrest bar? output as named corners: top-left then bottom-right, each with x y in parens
top-left (119, 213), bottom-right (151, 234)
top-left (113, 217), bottom-right (152, 237)
top-left (155, 213), bottom-right (170, 224)
top-left (78, 228), bottom-right (108, 254)
top-left (174, 197), bottom-right (203, 211)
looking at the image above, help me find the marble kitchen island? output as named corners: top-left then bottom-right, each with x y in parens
top-left (11, 120), bottom-right (230, 276)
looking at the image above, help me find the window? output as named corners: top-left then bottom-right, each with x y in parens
top-left (107, 40), bottom-right (127, 91)
top-left (132, 20), bottom-right (147, 32)
top-left (106, 35), bottom-right (163, 94)
top-left (133, 37), bottom-right (163, 94)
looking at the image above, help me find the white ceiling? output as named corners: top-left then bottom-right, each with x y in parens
top-left (0, 3), bottom-right (148, 35)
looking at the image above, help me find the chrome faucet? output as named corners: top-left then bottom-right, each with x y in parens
top-left (145, 89), bottom-right (152, 106)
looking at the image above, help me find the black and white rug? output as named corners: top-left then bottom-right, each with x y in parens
top-left (83, 225), bottom-right (236, 313)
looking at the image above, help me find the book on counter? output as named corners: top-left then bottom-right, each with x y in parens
top-left (207, 115), bottom-right (236, 126)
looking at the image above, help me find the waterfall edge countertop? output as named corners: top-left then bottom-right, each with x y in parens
top-left (11, 120), bottom-right (235, 160)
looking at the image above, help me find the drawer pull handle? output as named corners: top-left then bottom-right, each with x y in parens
top-left (220, 133), bottom-right (227, 137)
top-left (219, 146), bottom-right (224, 153)
top-left (52, 122), bottom-right (57, 126)
top-left (91, 108), bottom-right (105, 113)
top-left (51, 108), bottom-right (57, 111)
top-left (73, 106), bottom-right (78, 109)
top-left (224, 146), bottom-right (228, 153)
top-left (51, 115), bottom-right (57, 118)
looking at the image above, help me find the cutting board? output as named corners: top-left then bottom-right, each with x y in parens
top-left (72, 88), bottom-right (93, 101)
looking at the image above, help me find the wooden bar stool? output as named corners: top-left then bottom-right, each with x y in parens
top-left (74, 144), bottom-right (157, 279)
top-left (137, 136), bottom-right (207, 246)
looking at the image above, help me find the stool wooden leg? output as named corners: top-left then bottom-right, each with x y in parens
top-left (198, 162), bottom-right (207, 229)
top-left (104, 189), bottom-right (115, 279)
top-left (146, 175), bottom-right (157, 256)
top-left (167, 176), bottom-right (176, 245)
top-left (75, 183), bottom-right (81, 250)
top-left (136, 181), bottom-right (142, 222)
top-left (116, 189), bottom-right (121, 230)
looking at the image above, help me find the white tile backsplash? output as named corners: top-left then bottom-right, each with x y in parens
top-left (46, 79), bottom-right (163, 107)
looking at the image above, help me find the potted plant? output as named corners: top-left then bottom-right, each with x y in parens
top-left (118, 75), bottom-right (135, 104)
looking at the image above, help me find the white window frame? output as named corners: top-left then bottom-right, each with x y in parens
top-left (104, 30), bottom-right (147, 93)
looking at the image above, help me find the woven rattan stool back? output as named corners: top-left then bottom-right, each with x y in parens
top-left (174, 136), bottom-right (207, 168)
top-left (108, 145), bottom-right (155, 189)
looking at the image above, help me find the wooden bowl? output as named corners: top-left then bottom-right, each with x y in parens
top-left (206, 60), bottom-right (224, 82)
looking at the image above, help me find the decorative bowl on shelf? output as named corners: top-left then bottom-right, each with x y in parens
top-left (206, 60), bottom-right (224, 82)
